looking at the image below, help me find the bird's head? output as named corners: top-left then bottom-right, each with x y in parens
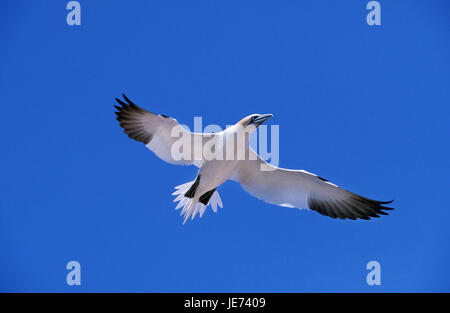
top-left (237, 114), bottom-right (273, 130)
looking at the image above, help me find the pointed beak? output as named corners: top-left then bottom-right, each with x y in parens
top-left (253, 114), bottom-right (273, 126)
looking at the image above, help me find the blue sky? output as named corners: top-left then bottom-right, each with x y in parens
top-left (1, 0), bottom-right (449, 292)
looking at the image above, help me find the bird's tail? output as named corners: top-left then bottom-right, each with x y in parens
top-left (172, 180), bottom-right (223, 224)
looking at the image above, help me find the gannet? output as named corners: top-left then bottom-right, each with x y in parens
top-left (115, 94), bottom-right (394, 224)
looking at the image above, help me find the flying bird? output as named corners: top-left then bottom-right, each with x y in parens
top-left (115, 94), bottom-right (393, 223)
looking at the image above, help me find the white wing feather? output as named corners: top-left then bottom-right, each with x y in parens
top-left (232, 148), bottom-right (393, 220)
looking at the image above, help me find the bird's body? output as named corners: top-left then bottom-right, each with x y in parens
top-left (172, 125), bottom-right (250, 222)
top-left (115, 94), bottom-right (393, 223)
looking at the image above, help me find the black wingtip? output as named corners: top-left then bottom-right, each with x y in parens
top-left (122, 93), bottom-right (134, 106)
top-left (315, 194), bottom-right (396, 221)
top-left (115, 97), bottom-right (127, 107)
top-left (379, 199), bottom-right (394, 211)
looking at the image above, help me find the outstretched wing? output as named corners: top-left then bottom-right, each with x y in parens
top-left (232, 148), bottom-right (393, 220)
top-left (114, 94), bottom-right (208, 167)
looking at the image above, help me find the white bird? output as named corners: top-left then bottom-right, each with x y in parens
top-left (115, 94), bottom-right (393, 224)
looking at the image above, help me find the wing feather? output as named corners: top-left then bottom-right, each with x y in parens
top-left (232, 148), bottom-right (393, 220)
top-left (114, 94), bottom-right (207, 167)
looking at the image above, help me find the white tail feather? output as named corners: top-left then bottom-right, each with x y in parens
top-left (175, 197), bottom-right (187, 210)
top-left (172, 180), bottom-right (223, 224)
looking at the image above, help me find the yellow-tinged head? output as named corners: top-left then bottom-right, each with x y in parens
top-left (236, 114), bottom-right (273, 128)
